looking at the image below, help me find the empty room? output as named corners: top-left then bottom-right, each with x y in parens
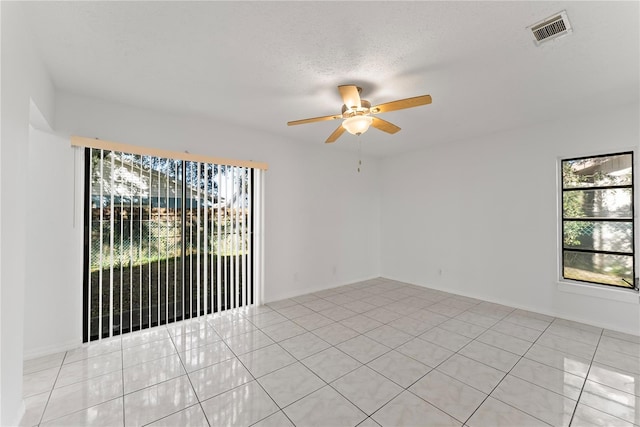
top-left (1, 1), bottom-right (639, 426)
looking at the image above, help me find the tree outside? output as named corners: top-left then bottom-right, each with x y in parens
top-left (562, 153), bottom-right (634, 288)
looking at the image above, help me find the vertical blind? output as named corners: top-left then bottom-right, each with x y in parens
top-left (75, 137), bottom-right (266, 342)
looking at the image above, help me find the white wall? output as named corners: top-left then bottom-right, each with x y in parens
top-left (53, 92), bottom-right (381, 308)
top-left (5, 12), bottom-right (637, 427)
top-left (380, 103), bottom-right (640, 335)
top-left (0, 2), bottom-right (56, 424)
top-left (24, 129), bottom-right (83, 358)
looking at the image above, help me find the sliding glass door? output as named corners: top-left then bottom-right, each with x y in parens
top-left (83, 148), bottom-right (256, 342)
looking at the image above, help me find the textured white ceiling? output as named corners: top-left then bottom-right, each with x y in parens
top-left (21, 1), bottom-right (640, 157)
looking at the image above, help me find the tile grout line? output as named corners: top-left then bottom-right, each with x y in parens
top-left (247, 299), bottom-right (406, 425)
top-left (32, 349), bottom-right (125, 425)
top-left (226, 336), bottom-right (282, 424)
top-left (329, 295), bottom-right (492, 424)
top-left (272, 291), bottom-right (506, 425)
top-left (28, 284), bottom-right (390, 419)
top-left (566, 329), bottom-right (603, 427)
top-left (458, 314), bottom-right (555, 427)
top-left (272, 296), bottom-right (477, 424)
top-left (177, 306), bottom-right (497, 427)
top-left (407, 321), bottom-right (514, 424)
top-left (35, 350), bottom-right (69, 427)
top-left (247, 316), bottom-right (360, 426)
top-left (461, 314), bottom-right (606, 426)
top-left (385, 311), bottom-right (518, 425)
top-left (201, 285), bottom-right (633, 424)
top-left (318, 334), bottom-right (397, 421)
top-left (24, 280), bottom-right (637, 427)
top-left (122, 325), bottom-right (204, 426)
top-left (212, 317), bottom-right (298, 427)
top-left (169, 325), bottom-right (213, 427)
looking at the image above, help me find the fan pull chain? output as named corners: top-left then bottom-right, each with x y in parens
top-left (357, 135), bottom-right (362, 173)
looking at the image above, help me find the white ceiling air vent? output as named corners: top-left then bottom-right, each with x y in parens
top-left (528, 10), bottom-right (572, 46)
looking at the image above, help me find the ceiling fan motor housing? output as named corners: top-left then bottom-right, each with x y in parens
top-left (341, 100), bottom-right (371, 118)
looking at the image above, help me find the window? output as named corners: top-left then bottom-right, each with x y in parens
top-left (561, 152), bottom-right (636, 289)
top-left (80, 140), bottom-right (265, 342)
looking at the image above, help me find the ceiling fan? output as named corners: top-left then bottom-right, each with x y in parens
top-left (287, 85), bottom-right (432, 143)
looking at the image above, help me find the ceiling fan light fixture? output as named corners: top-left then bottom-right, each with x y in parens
top-left (342, 115), bottom-right (373, 135)
top-left (287, 85), bottom-right (432, 143)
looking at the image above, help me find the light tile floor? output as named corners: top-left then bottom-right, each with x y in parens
top-left (20, 278), bottom-right (640, 427)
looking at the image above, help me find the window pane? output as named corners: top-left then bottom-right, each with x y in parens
top-left (563, 153), bottom-right (632, 188)
top-left (562, 188), bottom-right (632, 219)
top-left (563, 251), bottom-right (633, 288)
top-left (563, 221), bottom-right (633, 253)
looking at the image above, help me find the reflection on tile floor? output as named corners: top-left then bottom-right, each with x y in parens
top-left (20, 278), bottom-right (640, 426)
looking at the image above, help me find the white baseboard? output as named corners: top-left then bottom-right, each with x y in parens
top-left (263, 274), bottom-right (380, 304)
top-left (6, 400), bottom-right (26, 427)
top-left (24, 338), bottom-right (82, 360)
top-left (380, 275), bottom-right (640, 337)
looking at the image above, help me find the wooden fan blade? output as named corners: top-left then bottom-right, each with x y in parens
top-left (371, 95), bottom-right (432, 114)
top-left (371, 117), bottom-right (401, 134)
top-left (325, 125), bottom-right (346, 143)
top-left (288, 114), bottom-right (342, 126)
top-left (338, 85), bottom-right (361, 109)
